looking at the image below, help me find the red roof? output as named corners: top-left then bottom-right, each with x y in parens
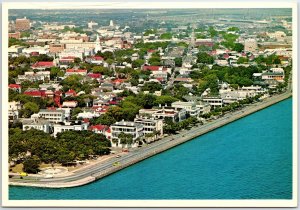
top-left (156, 77), bottom-right (165, 81)
top-left (223, 54), bottom-right (229, 59)
top-left (112, 79), bottom-right (126, 84)
top-left (83, 118), bottom-right (90, 123)
top-left (24, 90), bottom-right (46, 97)
top-left (61, 56), bottom-right (75, 59)
top-left (9, 84), bottom-right (21, 89)
top-left (65, 89), bottom-right (77, 96)
top-left (143, 66), bottom-right (161, 71)
top-left (90, 124), bottom-right (108, 131)
top-left (30, 52), bottom-right (39, 56)
top-left (147, 49), bottom-right (156, 53)
top-left (93, 56), bottom-right (104, 60)
top-left (32, 61), bottom-right (54, 68)
top-left (54, 90), bottom-right (62, 95)
top-left (66, 69), bottom-right (87, 73)
top-left (87, 73), bottom-right (102, 79)
top-left (109, 101), bottom-right (117, 105)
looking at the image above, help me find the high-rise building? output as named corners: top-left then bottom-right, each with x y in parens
top-left (15, 17), bottom-right (30, 31)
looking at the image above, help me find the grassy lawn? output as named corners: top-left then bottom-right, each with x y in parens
top-left (39, 163), bottom-right (61, 169)
top-left (11, 163), bottom-right (24, 173)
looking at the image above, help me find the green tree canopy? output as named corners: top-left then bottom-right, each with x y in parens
top-left (197, 52), bottom-right (214, 64)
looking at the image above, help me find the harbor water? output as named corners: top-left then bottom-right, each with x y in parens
top-left (9, 98), bottom-right (292, 200)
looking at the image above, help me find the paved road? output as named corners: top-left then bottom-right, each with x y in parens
top-left (10, 73), bottom-right (293, 187)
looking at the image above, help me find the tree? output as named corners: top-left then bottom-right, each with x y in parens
top-left (197, 52), bottom-right (214, 64)
top-left (208, 26), bottom-right (218, 38)
top-left (50, 67), bottom-right (64, 79)
top-left (237, 57), bottom-right (249, 64)
top-left (148, 54), bottom-right (161, 66)
top-left (174, 57), bottom-right (182, 67)
top-left (144, 29), bottom-right (157, 36)
top-left (61, 75), bottom-right (84, 92)
top-left (154, 95), bottom-right (178, 106)
top-left (118, 132), bottom-right (133, 148)
top-left (92, 66), bottom-right (113, 76)
top-left (171, 84), bottom-right (190, 100)
top-left (74, 57), bottom-right (81, 64)
top-left (91, 114), bottom-right (117, 126)
top-left (96, 51), bottom-right (114, 60)
top-left (9, 38), bottom-right (29, 47)
top-left (141, 82), bottom-right (163, 93)
top-left (23, 156), bottom-right (41, 174)
top-left (132, 59), bottom-right (145, 68)
top-left (145, 133), bottom-right (155, 143)
top-left (71, 107), bottom-right (82, 120)
top-left (106, 58), bottom-right (114, 65)
top-left (204, 74), bottom-right (219, 96)
top-left (233, 43), bottom-right (244, 52)
top-left (120, 101), bottom-right (141, 121)
top-left (21, 31), bottom-right (31, 38)
top-left (227, 27), bottom-right (240, 32)
top-left (196, 33), bottom-right (206, 39)
top-left (21, 102), bottom-right (39, 118)
top-left (160, 33), bottom-right (172, 39)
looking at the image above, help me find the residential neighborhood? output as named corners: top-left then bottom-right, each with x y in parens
top-left (8, 9), bottom-right (292, 174)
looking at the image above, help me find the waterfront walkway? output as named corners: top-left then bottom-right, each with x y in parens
top-left (9, 90), bottom-right (292, 188)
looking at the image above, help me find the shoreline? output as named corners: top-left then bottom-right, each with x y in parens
top-left (9, 91), bottom-right (292, 188)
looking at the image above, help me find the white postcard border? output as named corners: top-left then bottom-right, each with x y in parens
top-left (1, 1), bottom-right (298, 207)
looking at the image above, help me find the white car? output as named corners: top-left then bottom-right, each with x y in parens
top-left (44, 174), bottom-right (53, 179)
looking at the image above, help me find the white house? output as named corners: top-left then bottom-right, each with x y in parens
top-left (8, 101), bottom-right (22, 122)
top-left (202, 97), bottom-right (223, 108)
top-left (134, 116), bottom-right (163, 136)
top-left (110, 120), bottom-right (144, 148)
top-left (22, 119), bottom-right (51, 133)
top-left (139, 106), bottom-right (186, 123)
top-left (53, 121), bottom-right (88, 137)
top-left (37, 109), bottom-right (65, 123)
top-left (62, 101), bottom-right (78, 108)
top-left (172, 101), bottom-right (211, 117)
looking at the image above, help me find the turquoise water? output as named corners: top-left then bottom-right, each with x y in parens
top-left (9, 98), bottom-right (293, 200)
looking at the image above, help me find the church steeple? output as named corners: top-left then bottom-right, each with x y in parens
top-left (95, 34), bottom-right (102, 53)
top-left (190, 28), bottom-right (195, 47)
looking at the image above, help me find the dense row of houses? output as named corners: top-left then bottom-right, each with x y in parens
top-left (8, 17), bottom-right (290, 149)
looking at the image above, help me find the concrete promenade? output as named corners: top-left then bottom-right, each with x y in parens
top-left (9, 91), bottom-right (292, 188)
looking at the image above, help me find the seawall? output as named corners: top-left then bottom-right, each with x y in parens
top-left (9, 92), bottom-right (292, 188)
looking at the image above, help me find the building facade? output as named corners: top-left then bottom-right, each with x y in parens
top-left (110, 120), bottom-right (144, 148)
top-left (15, 17), bottom-right (30, 31)
top-left (37, 109), bottom-right (65, 123)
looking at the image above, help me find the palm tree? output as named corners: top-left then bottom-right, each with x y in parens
top-left (118, 132), bottom-right (133, 148)
top-left (125, 134), bottom-right (134, 148)
top-left (145, 133), bottom-right (155, 143)
top-left (112, 138), bottom-right (119, 147)
top-left (153, 130), bottom-right (161, 140)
